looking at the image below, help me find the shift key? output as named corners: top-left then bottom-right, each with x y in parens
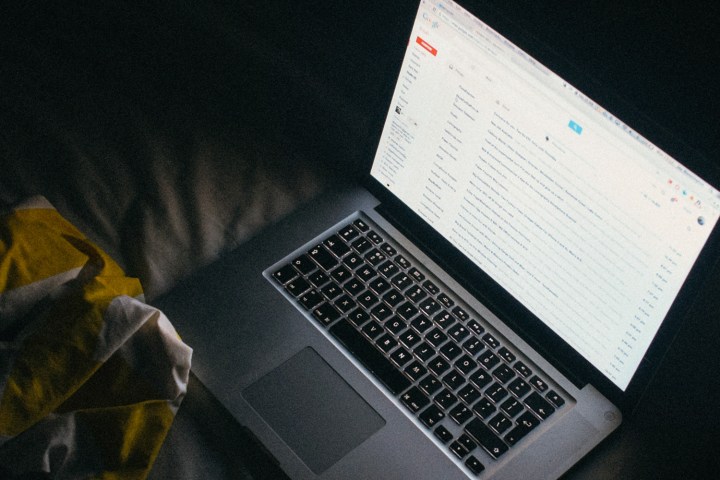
top-left (465, 418), bottom-right (509, 459)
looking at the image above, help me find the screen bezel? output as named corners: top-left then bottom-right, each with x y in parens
top-left (361, 0), bottom-right (720, 414)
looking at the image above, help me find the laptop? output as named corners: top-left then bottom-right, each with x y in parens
top-left (155, 0), bottom-right (720, 478)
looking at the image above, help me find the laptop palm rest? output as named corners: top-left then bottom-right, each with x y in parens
top-left (243, 347), bottom-right (386, 474)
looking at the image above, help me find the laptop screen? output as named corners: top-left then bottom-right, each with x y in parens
top-left (370, 0), bottom-right (720, 391)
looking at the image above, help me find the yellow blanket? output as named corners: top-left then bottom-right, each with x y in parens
top-left (0, 197), bottom-right (192, 479)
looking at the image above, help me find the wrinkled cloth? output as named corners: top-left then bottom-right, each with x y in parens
top-left (0, 196), bottom-right (192, 480)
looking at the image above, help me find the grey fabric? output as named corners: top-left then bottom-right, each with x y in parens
top-left (0, 0), bottom-right (394, 299)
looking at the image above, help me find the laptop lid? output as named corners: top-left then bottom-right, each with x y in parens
top-left (365, 0), bottom-right (720, 414)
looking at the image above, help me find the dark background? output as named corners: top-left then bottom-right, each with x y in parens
top-left (2, 0), bottom-right (718, 478)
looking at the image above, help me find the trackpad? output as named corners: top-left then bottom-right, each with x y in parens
top-left (243, 347), bottom-right (386, 474)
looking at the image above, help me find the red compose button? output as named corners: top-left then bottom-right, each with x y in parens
top-left (416, 36), bottom-right (438, 56)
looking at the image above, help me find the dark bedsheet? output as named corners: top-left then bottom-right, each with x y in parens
top-left (2, 1), bottom-right (718, 478)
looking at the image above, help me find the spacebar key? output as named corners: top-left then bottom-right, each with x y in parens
top-left (330, 319), bottom-right (411, 395)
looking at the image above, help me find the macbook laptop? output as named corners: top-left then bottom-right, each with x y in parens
top-left (156, 0), bottom-right (720, 478)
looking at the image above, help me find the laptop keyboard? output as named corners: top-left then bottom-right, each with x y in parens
top-left (270, 215), bottom-right (566, 476)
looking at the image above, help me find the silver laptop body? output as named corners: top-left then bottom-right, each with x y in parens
top-left (156, 1), bottom-right (720, 478)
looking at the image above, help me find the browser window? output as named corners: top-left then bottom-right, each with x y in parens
top-left (371, 0), bottom-right (720, 390)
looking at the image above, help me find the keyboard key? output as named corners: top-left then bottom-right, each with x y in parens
top-left (462, 337), bottom-right (485, 357)
top-left (465, 418), bottom-right (509, 459)
top-left (404, 361), bottom-right (427, 381)
top-left (347, 308), bottom-right (370, 327)
top-left (466, 319), bottom-right (484, 336)
top-left (323, 234), bottom-right (351, 257)
top-left (367, 230), bottom-right (383, 244)
top-left (308, 244), bottom-right (339, 271)
top-left (357, 290), bottom-right (379, 309)
top-left (330, 265), bottom-right (352, 283)
top-left (529, 375), bottom-right (549, 392)
top-left (439, 342), bottom-right (462, 361)
top-left (457, 433), bottom-right (477, 453)
top-left (504, 411), bottom-right (540, 446)
top-left (334, 294), bottom-right (356, 313)
top-left (364, 249), bottom-right (386, 267)
top-left (408, 267), bottom-right (425, 282)
top-left (449, 403), bottom-right (473, 425)
top-left (508, 378), bottom-right (531, 398)
top-left (500, 397), bottom-right (524, 418)
top-left (273, 264), bottom-right (298, 284)
top-left (498, 346), bottom-right (516, 363)
top-left (376, 334), bottom-right (398, 353)
top-left (391, 272), bottom-right (413, 290)
top-left (311, 303), bottom-right (341, 326)
top-left (419, 374), bottom-right (442, 396)
top-left (397, 302), bottom-right (419, 321)
top-left (291, 254), bottom-right (316, 274)
top-left (455, 355), bottom-right (478, 375)
top-left (426, 328), bottom-right (448, 348)
top-left (286, 277), bottom-right (311, 297)
top-left (351, 237), bottom-right (372, 254)
top-left (370, 303), bottom-right (393, 322)
top-left (488, 412), bottom-right (512, 434)
top-left (442, 369), bottom-right (465, 390)
top-left (428, 356), bottom-right (451, 376)
top-left (298, 290), bottom-right (323, 309)
top-left (514, 361), bottom-right (532, 378)
top-left (469, 368), bottom-right (493, 390)
top-left (458, 384), bottom-right (481, 405)
top-left (356, 265), bottom-right (377, 283)
top-left (339, 224), bottom-right (359, 242)
top-left (395, 255), bottom-right (411, 269)
top-left (390, 346), bottom-right (412, 367)
top-left (486, 383), bottom-right (509, 404)
top-left (546, 390), bottom-right (566, 408)
top-left (524, 392), bottom-right (555, 419)
top-left (378, 260), bottom-right (399, 279)
top-left (482, 333), bottom-right (500, 350)
top-left (419, 404), bottom-right (445, 428)
top-left (368, 277), bottom-right (392, 295)
top-left (472, 397), bottom-right (496, 419)
top-left (478, 350), bottom-right (500, 369)
top-left (437, 292), bottom-right (454, 308)
top-left (433, 311), bottom-right (455, 330)
top-left (382, 288), bottom-right (404, 307)
top-left (361, 320), bottom-right (383, 339)
top-left (353, 219), bottom-right (370, 232)
top-left (451, 306), bottom-right (470, 321)
top-left (400, 386), bottom-right (430, 413)
top-left (465, 455), bottom-right (485, 475)
top-left (380, 243), bottom-right (397, 257)
top-left (398, 329), bottom-right (421, 348)
top-left (419, 297), bottom-right (441, 315)
top-left (406, 285), bottom-right (427, 303)
top-left (330, 320), bottom-right (410, 395)
top-left (434, 388), bottom-right (458, 410)
top-left (447, 323), bottom-right (470, 342)
top-left (422, 279), bottom-right (440, 295)
top-left (450, 440), bottom-right (469, 459)
top-left (320, 282), bottom-right (343, 300)
top-left (342, 252), bottom-right (364, 270)
top-left (413, 342), bottom-right (436, 362)
top-left (434, 425), bottom-right (454, 444)
top-left (386, 317), bottom-right (407, 335)
top-left (492, 364), bottom-right (516, 384)
top-left (411, 315), bottom-right (432, 333)
top-left (308, 269), bottom-right (330, 288)
top-left (344, 279), bottom-right (365, 296)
